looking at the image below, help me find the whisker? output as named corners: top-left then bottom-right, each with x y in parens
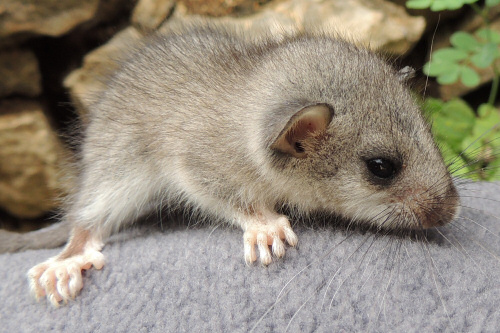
top-left (285, 280), bottom-right (327, 333)
top-left (453, 165), bottom-right (500, 179)
top-left (321, 233), bottom-right (372, 310)
top-left (353, 236), bottom-right (390, 300)
top-left (275, 232), bottom-right (354, 302)
top-left (457, 181), bottom-right (500, 190)
top-left (248, 288), bottom-right (293, 333)
top-left (355, 237), bottom-right (375, 298)
top-left (328, 233), bottom-right (378, 311)
top-left (423, 14), bottom-right (440, 99)
top-left (455, 213), bottom-right (500, 239)
top-left (446, 228), bottom-right (487, 278)
top-left (204, 224), bottom-right (221, 243)
top-left (449, 222), bottom-right (500, 263)
top-left (434, 228), bottom-right (465, 259)
top-left (420, 234), bottom-right (456, 332)
top-left (375, 239), bottom-right (400, 327)
top-left (367, 236), bottom-right (397, 331)
top-left (459, 205), bottom-right (500, 224)
top-left (449, 124), bottom-right (500, 165)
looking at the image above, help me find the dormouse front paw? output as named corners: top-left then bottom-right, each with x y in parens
top-left (241, 210), bottom-right (298, 265)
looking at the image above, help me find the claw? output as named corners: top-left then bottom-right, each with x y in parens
top-left (272, 234), bottom-right (286, 258)
top-left (244, 232), bottom-right (257, 264)
top-left (257, 232), bottom-right (272, 265)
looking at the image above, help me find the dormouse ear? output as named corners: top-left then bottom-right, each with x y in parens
top-left (398, 66), bottom-right (416, 82)
top-left (271, 104), bottom-right (333, 158)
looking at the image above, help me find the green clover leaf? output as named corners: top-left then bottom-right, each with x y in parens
top-left (433, 0), bottom-right (478, 11)
top-left (460, 65), bottom-right (481, 86)
top-left (424, 30), bottom-right (500, 88)
top-left (432, 48), bottom-right (469, 61)
top-left (471, 43), bottom-right (500, 68)
top-left (406, 0), bottom-right (432, 9)
top-left (477, 29), bottom-right (500, 44)
top-left (424, 48), bottom-right (469, 84)
top-left (427, 98), bottom-right (476, 151)
top-left (451, 31), bottom-right (480, 51)
top-left (436, 66), bottom-right (461, 84)
top-left (407, 0), bottom-right (479, 10)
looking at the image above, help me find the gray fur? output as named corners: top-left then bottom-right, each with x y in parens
top-left (19, 22), bottom-right (457, 250)
top-left (34, 25), bottom-right (454, 240)
top-left (23, 23), bottom-right (463, 306)
top-left (69, 22), bottom-right (456, 237)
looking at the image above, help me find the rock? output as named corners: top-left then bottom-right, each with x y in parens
top-left (0, 0), bottom-right (100, 44)
top-left (178, 0), bottom-right (260, 17)
top-left (64, 27), bottom-right (144, 120)
top-left (0, 100), bottom-right (67, 218)
top-left (0, 49), bottom-right (41, 98)
top-left (172, 0), bottom-right (426, 55)
top-left (66, 0), bottom-right (425, 118)
top-left (131, 0), bottom-right (175, 32)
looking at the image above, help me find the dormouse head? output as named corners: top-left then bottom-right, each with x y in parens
top-left (259, 37), bottom-right (459, 231)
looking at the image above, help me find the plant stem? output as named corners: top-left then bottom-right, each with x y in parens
top-left (470, 2), bottom-right (498, 105)
top-left (470, 3), bottom-right (489, 25)
top-left (488, 64), bottom-right (500, 105)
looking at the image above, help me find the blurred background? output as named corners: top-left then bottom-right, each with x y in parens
top-left (0, 0), bottom-right (498, 232)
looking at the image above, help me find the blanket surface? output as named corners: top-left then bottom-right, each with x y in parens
top-left (1, 182), bottom-right (499, 332)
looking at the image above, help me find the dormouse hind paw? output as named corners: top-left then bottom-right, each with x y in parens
top-left (28, 236), bottom-right (104, 307)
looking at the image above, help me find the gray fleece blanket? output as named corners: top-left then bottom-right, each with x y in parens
top-left (1, 182), bottom-right (499, 332)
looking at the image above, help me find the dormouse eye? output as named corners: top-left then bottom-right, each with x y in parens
top-left (366, 158), bottom-right (397, 179)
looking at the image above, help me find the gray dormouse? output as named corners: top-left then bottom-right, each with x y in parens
top-left (26, 22), bottom-right (459, 306)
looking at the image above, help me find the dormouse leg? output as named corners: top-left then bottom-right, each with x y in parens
top-left (27, 227), bottom-right (105, 307)
top-left (236, 208), bottom-right (298, 265)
